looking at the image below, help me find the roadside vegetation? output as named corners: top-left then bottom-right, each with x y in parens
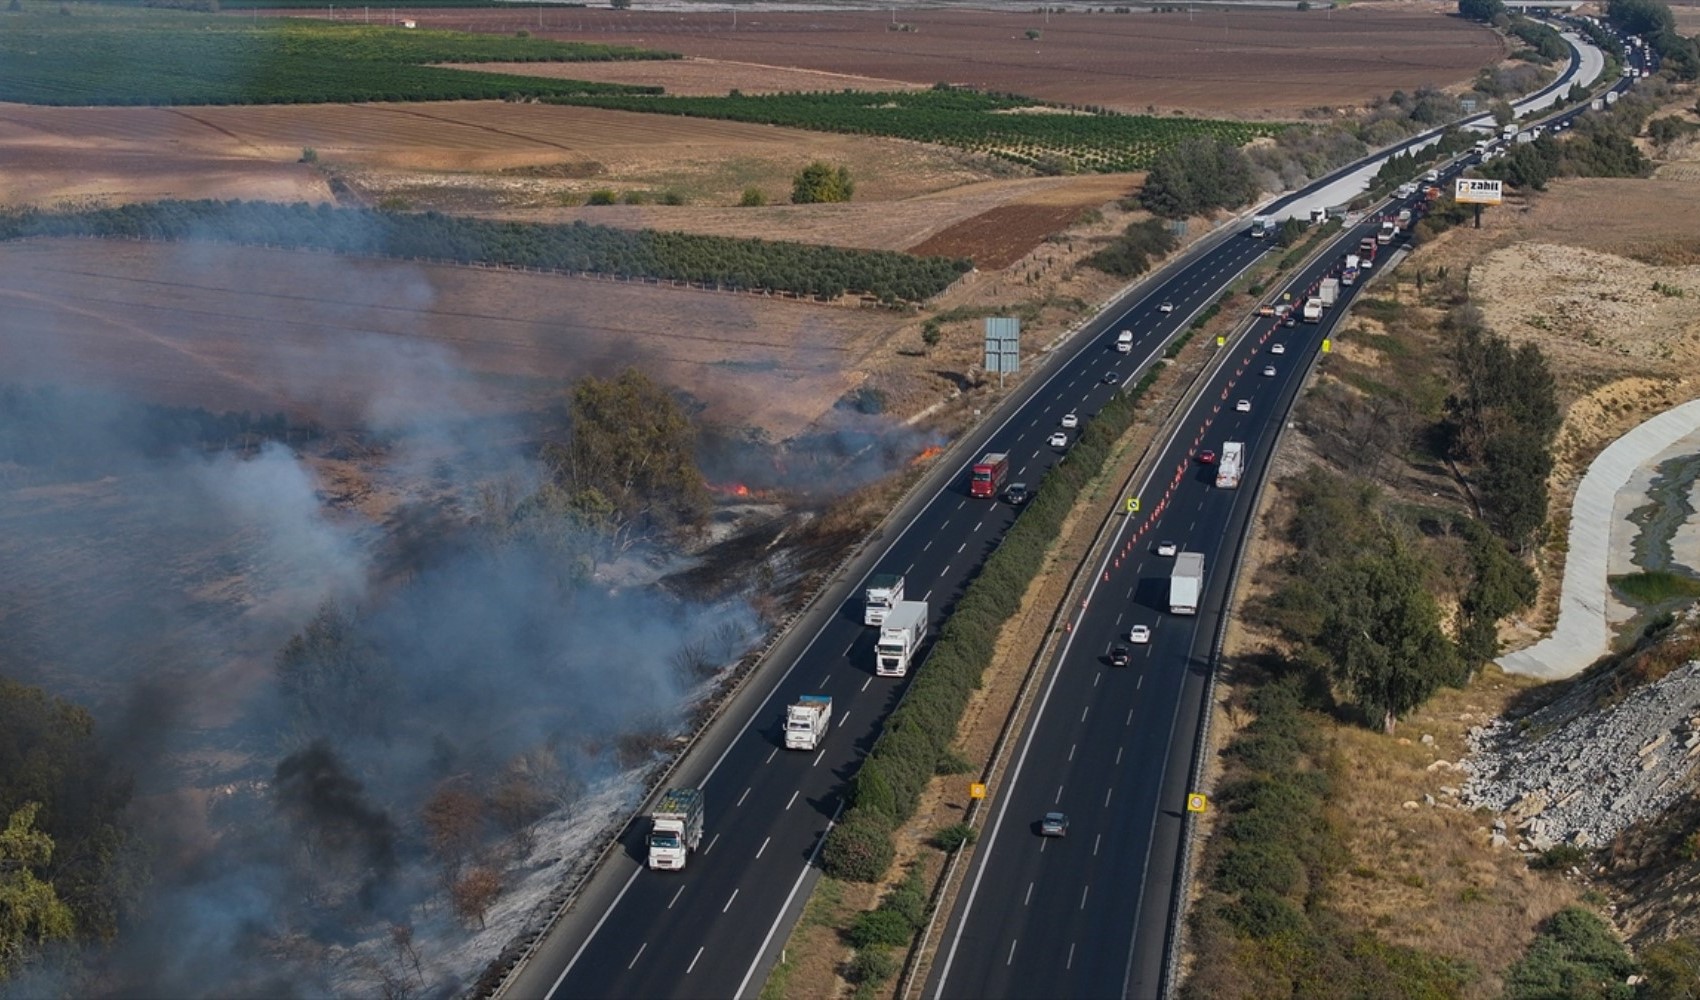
top-left (1183, 677), bottom-right (1474, 999)
top-left (0, 3), bottom-right (672, 105)
top-left (544, 87), bottom-right (1279, 174)
top-left (0, 200), bottom-right (972, 304)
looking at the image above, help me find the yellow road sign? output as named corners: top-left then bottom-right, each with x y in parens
top-left (1216, 335), bottom-right (1226, 346)
top-left (1321, 339), bottom-right (1332, 353)
top-left (970, 782), bottom-right (987, 800)
top-left (1186, 793), bottom-right (1208, 813)
top-left (1125, 497), bottom-right (1141, 513)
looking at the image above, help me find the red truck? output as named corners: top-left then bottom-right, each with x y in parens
top-left (969, 452), bottom-right (1009, 498)
top-left (1357, 238), bottom-right (1377, 264)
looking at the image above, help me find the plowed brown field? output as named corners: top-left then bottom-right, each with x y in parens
top-left (375, 5), bottom-right (1504, 116)
top-left (0, 238), bottom-right (899, 438)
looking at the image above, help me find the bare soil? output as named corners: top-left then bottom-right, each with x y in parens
top-left (356, 5), bottom-right (1504, 117)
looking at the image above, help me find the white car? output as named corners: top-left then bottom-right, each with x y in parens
top-left (1159, 301), bottom-right (1175, 314)
top-left (1271, 343), bottom-right (1287, 355)
top-left (1129, 624), bottom-right (1151, 644)
top-left (1156, 540), bottom-right (1178, 557)
top-left (1262, 365), bottom-right (1278, 377)
top-left (1048, 431), bottom-right (1069, 448)
top-left (1235, 399), bottom-right (1252, 413)
top-left (1061, 412), bottom-right (1079, 429)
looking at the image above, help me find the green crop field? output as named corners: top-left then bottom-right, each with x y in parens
top-left (546, 88), bottom-right (1283, 174)
top-left (0, 3), bottom-right (676, 105)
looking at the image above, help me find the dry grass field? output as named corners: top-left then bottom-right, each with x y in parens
top-left (0, 238), bottom-right (902, 440)
top-left (396, 5), bottom-right (1504, 116)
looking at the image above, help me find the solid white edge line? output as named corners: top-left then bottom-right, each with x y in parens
top-left (733, 799), bottom-right (847, 999)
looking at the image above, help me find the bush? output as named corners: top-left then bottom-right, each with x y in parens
top-left (738, 186), bottom-right (767, 207)
top-left (821, 813), bottom-right (896, 882)
top-left (933, 822), bottom-right (978, 851)
top-left (935, 748), bottom-right (975, 775)
top-left (848, 907), bottom-right (915, 949)
top-left (1215, 840), bottom-right (1304, 897)
top-left (1528, 842), bottom-right (1590, 871)
top-left (845, 946), bottom-right (898, 985)
top-left (1504, 907), bottom-right (1636, 1000)
top-left (1223, 888), bottom-right (1309, 939)
top-left (587, 189), bottom-right (618, 205)
top-left (791, 161), bottom-right (855, 204)
top-left (1640, 937), bottom-right (1700, 1000)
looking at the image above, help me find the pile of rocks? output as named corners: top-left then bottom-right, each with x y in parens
top-left (1462, 659), bottom-right (1700, 852)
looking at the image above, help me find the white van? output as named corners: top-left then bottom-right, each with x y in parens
top-left (1115, 329), bottom-right (1134, 353)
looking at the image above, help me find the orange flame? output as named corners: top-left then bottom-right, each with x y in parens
top-left (911, 445), bottom-right (945, 466)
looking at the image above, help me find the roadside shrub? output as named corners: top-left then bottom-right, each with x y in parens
top-left (738, 186), bottom-right (767, 207)
top-left (845, 946), bottom-right (898, 985)
top-left (1215, 840), bottom-right (1304, 897)
top-left (848, 908), bottom-right (915, 949)
top-left (1640, 937), bottom-right (1700, 999)
top-left (586, 189), bottom-right (618, 205)
top-left (821, 813), bottom-right (895, 882)
top-left (299, 147), bottom-right (318, 164)
top-left (933, 822), bottom-right (978, 851)
top-left (1223, 887), bottom-right (1309, 939)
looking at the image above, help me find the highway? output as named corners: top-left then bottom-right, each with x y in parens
top-left (507, 216), bottom-right (1279, 1000)
top-left (500, 24), bottom-right (1619, 1000)
top-left (926, 207), bottom-right (1422, 1000)
top-left (924, 22), bottom-right (1625, 1000)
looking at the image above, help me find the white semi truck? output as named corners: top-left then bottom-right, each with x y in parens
top-left (1169, 553), bottom-right (1205, 615)
top-left (864, 573), bottom-right (904, 626)
top-left (1214, 442), bottom-right (1245, 489)
top-left (784, 694), bottom-right (832, 750)
top-left (875, 600), bottom-right (929, 677)
top-left (647, 788), bottom-right (705, 871)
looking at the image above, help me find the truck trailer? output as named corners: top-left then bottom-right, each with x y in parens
top-left (876, 601), bottom-right (929, 677)
top-left (1250, 215), bottom-right (1275, 238)
top-left (1318, 277), bottom-right (1340, 308)
top-left (864, 573), bottom-right (904, 625)
top-left (969, 453), bottom-right (1009, 499)
top-left (647, 788), bottom-right (705, 871)
top-left (784, 695), bottom-right (832, 750)
top-left (1214, 442), bottom-right (1245, 489)
top-left (1169, 553), bottom-right (1205, 615)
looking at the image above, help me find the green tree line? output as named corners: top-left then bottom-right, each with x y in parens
top-left (0, 200), bottom-right (971, 304)
top-left (0, 677), bottom-right (136, 982)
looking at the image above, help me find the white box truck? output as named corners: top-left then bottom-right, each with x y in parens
top-left (1214, 442), bottom-right (1245, 489)
top-left (1302, 297), bottom-right (1324, 323)
top-left (876, 600), bottom-right (929, 677)
top-left (1250, 215), bottom-right (1275, 238)
top-left (784, 694), bottom-right (832, 750)
top-left (864, 573), bottom-right (904, 626)
top-left (647, 788), bottom-right (704, 871)
top-left (1318, 277), bottom-right (1340, 308)
top-left (1169, 553), bottom-right (1205, 615)
top-left (1115, 329), bottom-right (1134, 353)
